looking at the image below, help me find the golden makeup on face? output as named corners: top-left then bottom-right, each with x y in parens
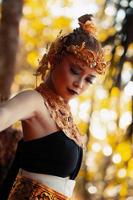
top-left (47, 53), bottom-right (97, 102)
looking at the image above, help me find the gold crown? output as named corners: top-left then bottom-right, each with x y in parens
top-left (65, 42), bottom-right (108, 74)
top-left (35, 14), bottom-right (109, 81)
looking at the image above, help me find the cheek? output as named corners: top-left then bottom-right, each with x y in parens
top-left (82, 81), bottom-right (90, 92)
top-left (84, 84), bottom-right (89, 91)
top-left (52, 66), bottom-right (68, 85)
top-left (65, 69), bottom-right (77, 85)
top-left (58, 65), bottom-right (71, 82)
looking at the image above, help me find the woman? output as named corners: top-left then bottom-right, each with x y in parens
top-left (0, 14), bottom-right (108, 199)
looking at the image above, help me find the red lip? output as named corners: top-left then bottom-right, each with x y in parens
top-left (67, 88), bottom-right (78, 95)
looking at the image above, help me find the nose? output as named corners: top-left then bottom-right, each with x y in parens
top-left (73, 78), bottom-right (84, 89)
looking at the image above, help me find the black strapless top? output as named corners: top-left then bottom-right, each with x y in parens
top-left (0, 131), bottom-right (83, 199)
top-left (20, 130), bottom-right (83, 180)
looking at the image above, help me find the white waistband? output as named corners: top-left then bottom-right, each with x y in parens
top-left (19, 169), bottom-right (75, 198)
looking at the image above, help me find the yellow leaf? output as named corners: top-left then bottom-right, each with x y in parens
top-left (52, 16), bottom-right (71, 29)
top-left (27, 51), bottom-right (39, 67)
top-left (111, 87), bottom-right (120, 97)
top-left (116, 141), bottom-right (132, 162)
top-left (127, 158), bottom-right (133, 178)
top-left (119, 182), bottom-right (128, 197)
top-left (78, 121), bottom-right (88, 134)
top-left (100, 99), bottom-right (109, 108)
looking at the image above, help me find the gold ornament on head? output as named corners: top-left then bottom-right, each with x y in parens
top-left (65, 44), bottom-right (107, 74)
top-left (78, 14), bottom-right (97, 36)
top-left (34, 14), bottom-right (109, 86)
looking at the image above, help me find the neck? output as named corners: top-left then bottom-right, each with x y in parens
top-left (43, 77), bottom-right (69, 104)
top-left (44, 76), bottom-right (56, 94)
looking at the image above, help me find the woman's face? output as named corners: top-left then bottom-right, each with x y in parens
top-left (46, 53), bottom-right (97, 102)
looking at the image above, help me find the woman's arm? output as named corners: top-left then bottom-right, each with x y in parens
top-left (0, 90), bottom-right (39, 132)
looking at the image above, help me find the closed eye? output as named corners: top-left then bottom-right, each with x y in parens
top-left (70, 68), bottom-right (80, 75)
top-left (70, 65), bottom-right (95, 84)
top-left (85, 77), bottom-right (93, 84)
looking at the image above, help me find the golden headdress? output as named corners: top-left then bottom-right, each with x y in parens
top-left (35, 14), bottom-right (109, 82)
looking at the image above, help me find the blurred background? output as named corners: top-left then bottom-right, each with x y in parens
top-left (0, 0), bottom-right (133, 199)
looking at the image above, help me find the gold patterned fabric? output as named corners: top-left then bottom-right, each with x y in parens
top-left (36, 83), bottom-right (83, 147)
top-left (8, 175), bottom-right (70, 200)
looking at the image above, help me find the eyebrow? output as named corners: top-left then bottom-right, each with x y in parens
top-left (70, 63), bottom-right (96, 78)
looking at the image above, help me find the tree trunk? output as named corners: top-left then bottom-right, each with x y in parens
top-left (0, 0), bottom-right (23, 188)
top-left (0, 0), bottom-right (23, 100)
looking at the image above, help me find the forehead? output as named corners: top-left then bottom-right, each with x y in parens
top-left (63, 53), bottom-right (97, 75)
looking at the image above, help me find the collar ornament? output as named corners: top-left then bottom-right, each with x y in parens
top-left (35, 83), bottom-right (83, 147)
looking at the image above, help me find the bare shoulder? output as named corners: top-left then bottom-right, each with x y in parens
top-left (28, 89), bottom-right (46, 109)
top-left (22, 89), bottom-right (47, 109)
top-left (17, 89), bottom-right (44, 102)
top-left (0, 89), bottom-right (46, 121)
top-left (14, 89), bottom-right (42, 100)
top-left (14, 89), bottom-right (46, 111)
top-left (1, 89), bottom-right (39, 107)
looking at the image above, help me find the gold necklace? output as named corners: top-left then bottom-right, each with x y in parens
top-left (35, 82), bottom-right (83, 147)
